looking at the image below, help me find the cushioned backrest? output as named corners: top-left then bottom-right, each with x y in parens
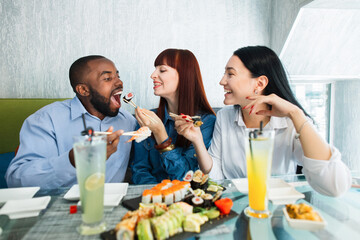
top-left (0, 98), bottom-right (69, 154)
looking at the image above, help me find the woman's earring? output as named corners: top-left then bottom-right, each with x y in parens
top-left (254, 90), bottom-right (258, 95)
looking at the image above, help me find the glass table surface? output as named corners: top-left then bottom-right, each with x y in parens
top-left (1, 175), bottom-right (360, 239)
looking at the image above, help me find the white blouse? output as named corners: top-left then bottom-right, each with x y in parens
top-left (208, 106), bottom-right (351, 197)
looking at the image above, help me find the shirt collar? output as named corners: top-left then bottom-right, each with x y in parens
top-left (163, 105), bottom-right (173, 124)
top-left (70, 97), bottom-right (87, 120)
top-left (235, 105), bottom-right (288, 129)
top-left (70, 96), bottom-right (126, 121)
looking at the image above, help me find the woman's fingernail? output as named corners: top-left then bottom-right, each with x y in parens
top-left (242, 106), bottom-right (247, 110)
top-left (246, 96), bottom-right (249, 99)
top-left (182, 116), bottom-right (187, 119)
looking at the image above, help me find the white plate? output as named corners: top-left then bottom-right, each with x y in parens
top-left (232, 178), bottom-right (292, 194)
top-left (283, 207), bottom-right (327, 231)
top-left (0, 196), bottom-right (51, 219)
top-left (0, 187), bottom-right (40, 203)
top-left (77, 193), bottom-right (124, 207)
top-left (269, 187), bottom-right (305, 205)
top-left (64, 183), bottom-right (129, 201)
top-left (232, 178), bottom-right (305, 205)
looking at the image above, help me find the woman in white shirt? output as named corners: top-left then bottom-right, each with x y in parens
top-left (174, 46), bottom-right (351, 197)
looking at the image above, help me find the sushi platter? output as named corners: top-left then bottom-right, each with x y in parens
top-left (102, 170), bottom-right (237, 240)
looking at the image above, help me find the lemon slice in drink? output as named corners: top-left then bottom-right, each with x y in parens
top-left (85, 173), bottom-right (105, 191)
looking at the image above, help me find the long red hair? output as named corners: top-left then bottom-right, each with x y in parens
top-left (154, 49), bottom-right (215, 148)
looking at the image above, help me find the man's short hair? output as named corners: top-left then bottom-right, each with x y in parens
top-left (69, 55), bottom-right (105, 93)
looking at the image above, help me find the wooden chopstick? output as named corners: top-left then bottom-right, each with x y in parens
top-left (94, 131), bottom-right (150, 136)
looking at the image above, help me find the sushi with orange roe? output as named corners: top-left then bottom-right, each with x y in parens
top-left (152, 190), bottom-right (162, 203)
top-left (152, 182), bottom-right (168, 191)
top-left (162, 189), bottom-right (174, 205)
top-left (173, 185), bottom-right (182, 202)
top-left (172, 179), bottom-right (181, 185)
top-left (141, 189), bottom-right (153, 204)
top-left (161, 179), bottom-right (173, 188)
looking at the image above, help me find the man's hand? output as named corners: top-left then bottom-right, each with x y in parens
top-left (105, 126), bottom-right (123, 159)
top-left (69, 126), bottom-right (123, 167)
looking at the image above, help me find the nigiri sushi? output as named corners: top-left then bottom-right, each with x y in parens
top-left (126, 126), bottom-right (152, 143)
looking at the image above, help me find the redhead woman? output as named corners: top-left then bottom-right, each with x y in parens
top-left (131, 49), bottom-right (216, 184)
top-left (174, 46), bottom-right (351, 196)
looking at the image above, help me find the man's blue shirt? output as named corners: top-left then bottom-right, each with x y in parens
top-left (131, 107), bottom-right (216, 184)
top-left (5, 97), bottom-right (136, 189)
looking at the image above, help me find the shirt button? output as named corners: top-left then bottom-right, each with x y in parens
top-left (194, 154), bottom-right (197, 157)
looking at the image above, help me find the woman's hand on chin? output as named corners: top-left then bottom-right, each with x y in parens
top-left (243, 94), bottom-right (301, 118)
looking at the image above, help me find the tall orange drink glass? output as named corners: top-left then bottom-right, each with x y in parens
top-left (244, 129), bottom-right (274, 218)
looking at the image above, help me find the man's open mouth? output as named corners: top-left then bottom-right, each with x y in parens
top-left (111, 90), bottom-right (123, 108)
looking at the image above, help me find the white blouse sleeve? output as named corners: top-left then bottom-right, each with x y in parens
top-left (293, 133), bottom-right (351, 197)
top-left (208, 113), bottom-right (225, 180)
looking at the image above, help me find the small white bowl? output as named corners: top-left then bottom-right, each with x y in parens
top-left (283, 207), bottom-right (327, 231)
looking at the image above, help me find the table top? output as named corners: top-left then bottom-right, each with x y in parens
top-left (1, 175), bottom-right (360, 240)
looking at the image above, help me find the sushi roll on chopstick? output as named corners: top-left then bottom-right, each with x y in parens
top-left (169, 112), bottom-right (203, 127)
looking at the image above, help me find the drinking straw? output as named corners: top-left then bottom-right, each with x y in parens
top-left (81, 113), bottom-right (94, 141)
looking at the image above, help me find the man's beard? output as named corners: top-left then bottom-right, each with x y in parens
top-left (89, 86), bottom-right (118, 117)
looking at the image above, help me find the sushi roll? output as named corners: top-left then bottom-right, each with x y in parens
top-left (171, 179), bottom-right (181, 185)
top-left (183, 170), bottom-right (194, 182)
top-left (201, 193), bottom-right (214, 208)
top-left (199, 174), bottom-right (209, 190)
top-left (193, 170), bottom-right (203, 179)
top-left (162, 179), bottom-right (173, 188)
top-left (152, 190), bottom-right (162, 203)
top-left (212, 190), bottom-right (223, 202)
top-left (193, 188), bottom-right (205, 197)
top-left (162, 189), bottom-right (174, 205)
top-left (123, 92), bottom-right (134, 103)
top-left (141, 189), bottom-right (153, 204)
top-left (191, 176), bottom-right (202, 190)
top-left (192, 196), bottom-right (204, 207)
top-left (183, 193), bottom-right (195, 205)
top-left (173, 186), bottom-right (182, 202)
top-left (136, 219), bottom-right (154, 240)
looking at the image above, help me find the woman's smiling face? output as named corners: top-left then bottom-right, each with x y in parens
top-left (219, 55), bottom-right (257, 106)
top-left (151, 64), bottom-right (179, 100)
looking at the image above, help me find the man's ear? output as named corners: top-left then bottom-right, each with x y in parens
top-left (256, 75), bottom-right (269, 93)
top-left (75, 84), bottom-right (90, 97)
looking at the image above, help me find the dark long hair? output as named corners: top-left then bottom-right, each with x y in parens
top-left (154, 49), bottom-right (215, 148)
top-left (233, 46), bottom-right (310, 117)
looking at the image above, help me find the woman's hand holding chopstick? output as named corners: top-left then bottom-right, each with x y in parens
top-left (135, 108), bottom-right (168, 144)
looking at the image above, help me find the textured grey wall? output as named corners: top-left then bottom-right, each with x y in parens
top-left (0, 0), bottom-right (271, 111)
top-left (0, 0), bottom-right (305, 113)
top-left (333, 80), bottom-right (360, 172)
